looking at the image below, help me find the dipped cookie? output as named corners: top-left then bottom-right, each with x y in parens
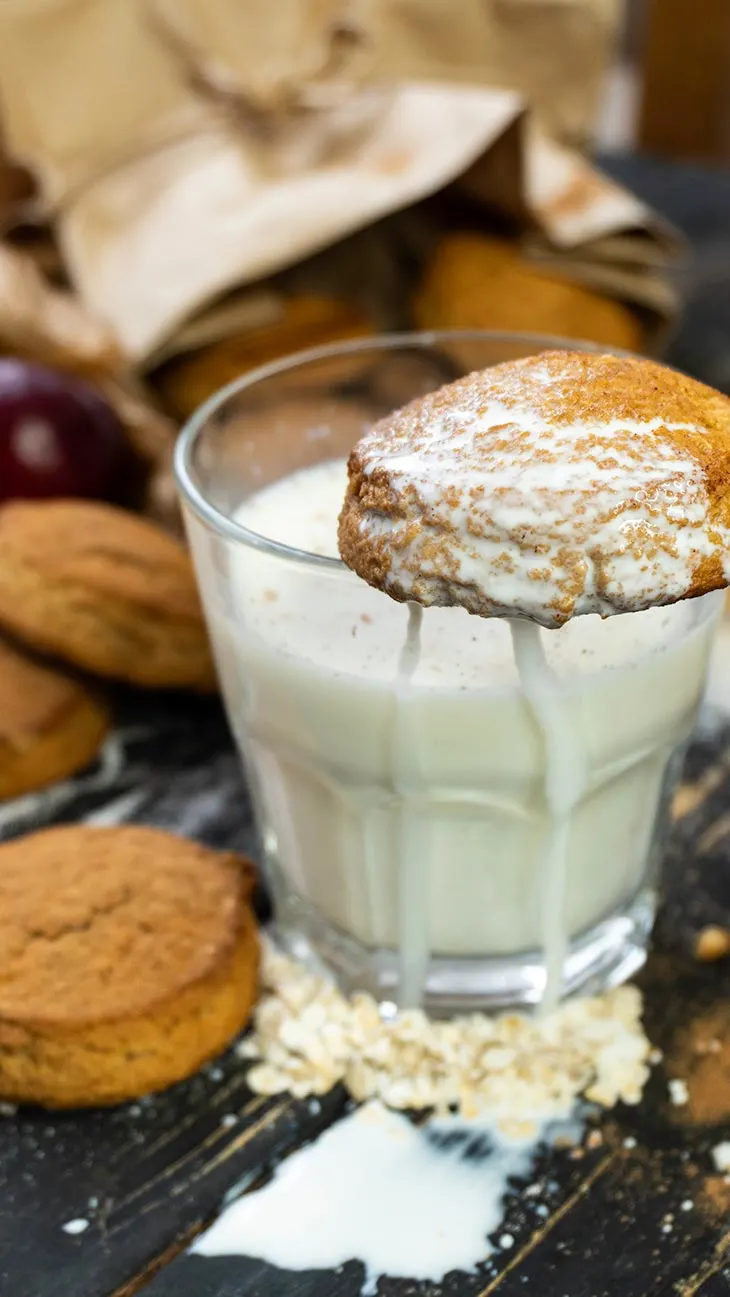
top-left (338, 351), bottom-right (730, 629)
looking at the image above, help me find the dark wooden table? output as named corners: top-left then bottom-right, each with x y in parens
top-left (0, 691), bottom-right (729, 1297)
top-left (1, 153), bottom-right (730, 1297)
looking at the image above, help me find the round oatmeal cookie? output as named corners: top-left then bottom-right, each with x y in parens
top-left (0, 640), bottom-right (109, 799)
top-left (413, 233), bottom-right (644, 353)
top-left (339, 350), bottom-right (730, 629)
top-left (0, 499), bottom-right (216, 689)
top-left (0, 825), bottom-right (259, 1107)
top-left (154, 294), bottom-right (374, 421)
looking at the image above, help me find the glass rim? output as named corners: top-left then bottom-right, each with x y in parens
top-left (174, 328), bottom-right (619, 571)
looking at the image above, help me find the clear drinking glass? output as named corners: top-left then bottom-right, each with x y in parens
top-left (175, 333), bottom-right (722, 1014)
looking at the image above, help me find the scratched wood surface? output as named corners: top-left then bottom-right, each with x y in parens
top-left (0, 684), bottom-right (729, 1297)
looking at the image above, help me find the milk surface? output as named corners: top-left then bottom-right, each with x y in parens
top-left (208, 459), bottom-right (718, 997)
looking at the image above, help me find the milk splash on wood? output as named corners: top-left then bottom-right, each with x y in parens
top-left (193, 1100), bottom-right (551, 1291)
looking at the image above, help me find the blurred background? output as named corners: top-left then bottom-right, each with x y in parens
top-left (598, 0), bottom-right (729, 161)
top-left (597, 0), bottom-right (730, 389)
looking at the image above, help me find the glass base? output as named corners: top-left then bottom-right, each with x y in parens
top-left (272, 889), bottom-right (656, 1016)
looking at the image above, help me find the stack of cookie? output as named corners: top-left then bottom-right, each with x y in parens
top-left (0, 501), bottom-right (264, 1109)
top-left (147, 231), bottom-right (646, 429)
top-left (144, 230), bottom-right (648, 525)
top-left (0, 497), bottom-right (216, 801)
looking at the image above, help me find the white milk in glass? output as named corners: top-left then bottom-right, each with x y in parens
top-left (204, 458), bottom-right (719, 1008)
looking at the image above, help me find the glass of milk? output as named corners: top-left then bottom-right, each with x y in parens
top-left (175, 333), bottom-right (722, 1014)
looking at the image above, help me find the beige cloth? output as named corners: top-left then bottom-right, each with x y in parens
top-left (0, 0), bottom-right (676, 366)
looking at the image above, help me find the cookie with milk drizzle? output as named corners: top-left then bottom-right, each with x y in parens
top-left (338, 351), bottom-right (730, 630)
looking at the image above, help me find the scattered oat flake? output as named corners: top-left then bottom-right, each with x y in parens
top-left (668, 1079), bottom-right (689, 1106)
top-left (243, 942), bottom-right (653, 1122)
top-left (712, 1141), bottom-right (730, 1173)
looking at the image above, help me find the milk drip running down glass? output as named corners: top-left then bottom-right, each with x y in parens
top-left (176, 335), bottom-right (722, 1014)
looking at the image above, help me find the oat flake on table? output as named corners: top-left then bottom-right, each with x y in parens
top-left (241, 942), bottom-right (652, 1130)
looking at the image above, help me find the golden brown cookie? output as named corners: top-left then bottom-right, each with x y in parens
top-left (0, 641), bottom-right (109, 799)
top-left (0, 499), bottom-right (216, 690)
top-left (694, 926), bottom-right (730, 961)
top-left (413, 234), bottom-right (644, 354)
top-left (0, 825), bottom-right (260, 1107)
top-left (339, 350), bottom-right (730, 628)
top-left (154, 294), bottom-right (374, 421)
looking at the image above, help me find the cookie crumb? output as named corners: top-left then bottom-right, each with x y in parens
top-left (694, 926), bottom-right (730, 962)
